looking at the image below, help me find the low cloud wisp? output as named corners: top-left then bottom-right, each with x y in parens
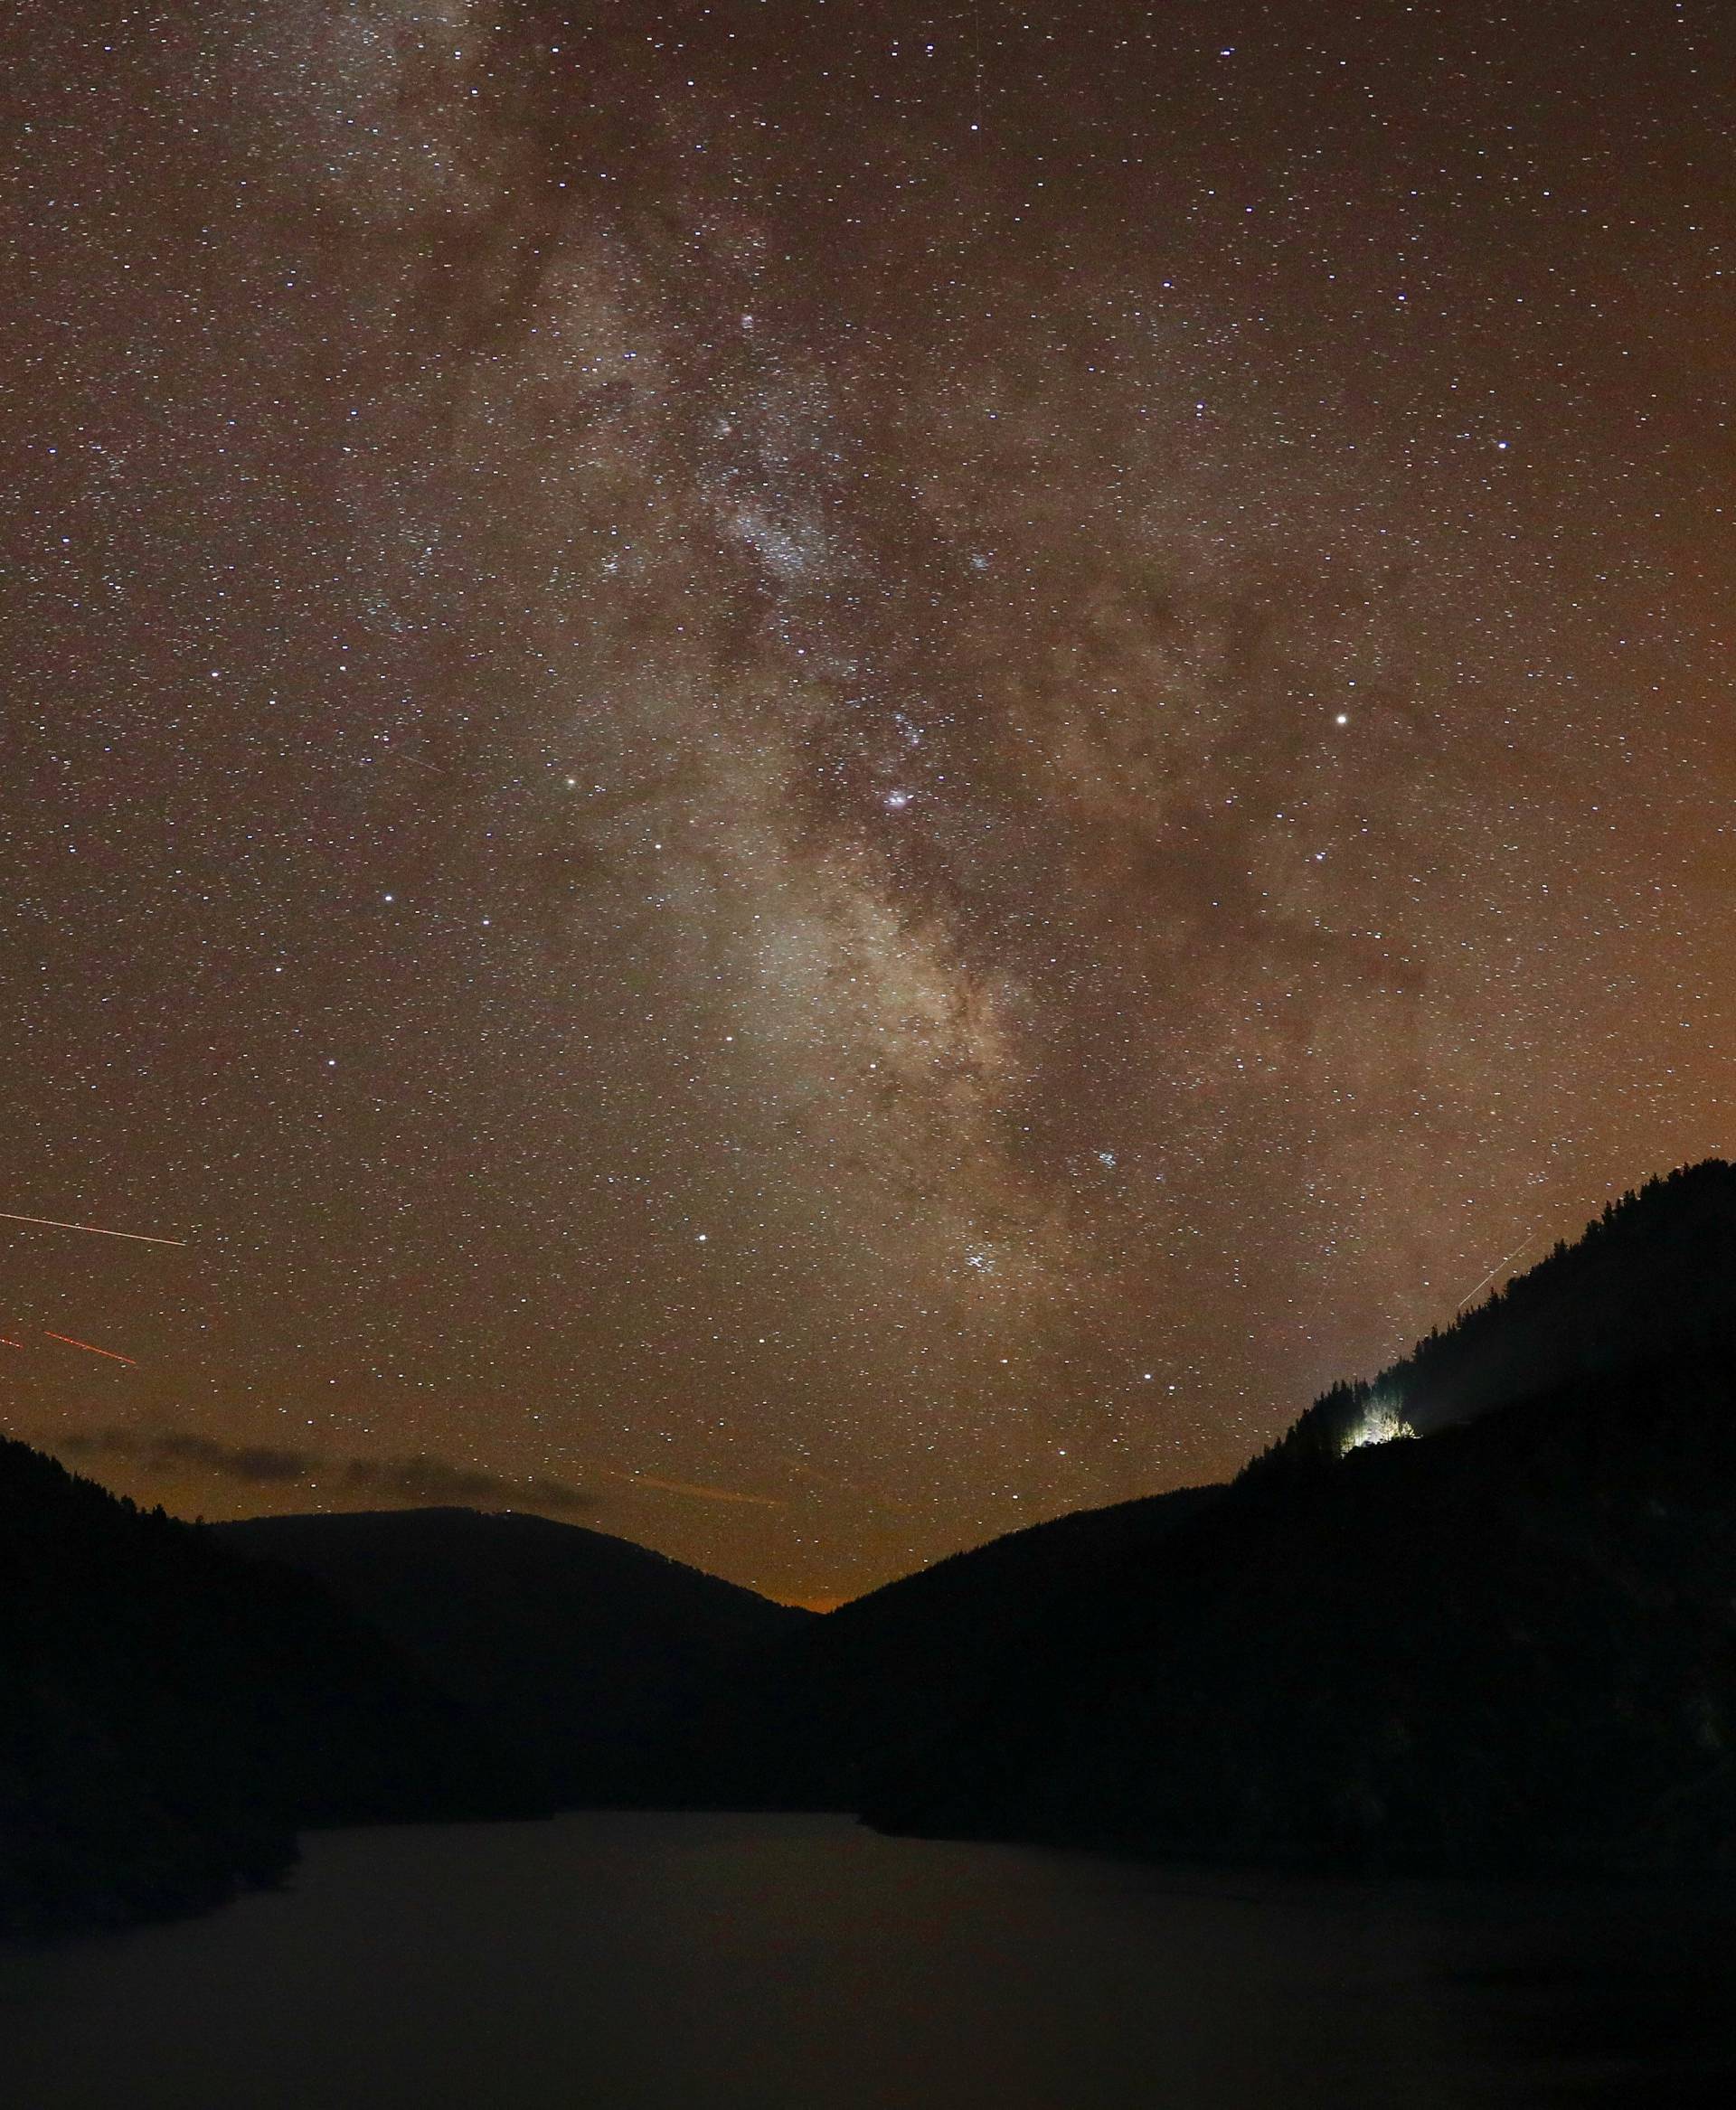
top-left (44, 1425), bottom-right (599, 1520)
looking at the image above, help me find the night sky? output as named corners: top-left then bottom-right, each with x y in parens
top-left (3, 1), bottom-right (1731, 1604)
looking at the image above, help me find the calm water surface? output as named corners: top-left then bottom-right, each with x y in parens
top-left (2, 1813), bottom-right (1733, 2109)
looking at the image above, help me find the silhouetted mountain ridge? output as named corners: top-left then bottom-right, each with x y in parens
top-left (0, 1440), bottom-right (545, 1936)
top-left (647, 1484), bottom-right (1222, 1809)
top-left (213, 1507), bottom-right (811, 1801)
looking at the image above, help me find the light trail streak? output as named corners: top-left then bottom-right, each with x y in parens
top-left (1454, 1228), bottom-right (1539, 1314)
top-left (606, 1468), bottom-right (785, 1510)
top-left (42, 1331), bottom-right (138, 1366)
top-left (0, 1210), bottom-right (186, 1247)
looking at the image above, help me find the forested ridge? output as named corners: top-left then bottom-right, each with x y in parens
top-left (0, 1442), bottom-right (542, 1936)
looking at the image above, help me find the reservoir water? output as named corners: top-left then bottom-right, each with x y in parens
top-left (2, 1813), bottom-right (1732, 2108)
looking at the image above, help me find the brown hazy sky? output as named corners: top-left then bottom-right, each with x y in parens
top-left (3, 0), bottom-right (1732, 1599)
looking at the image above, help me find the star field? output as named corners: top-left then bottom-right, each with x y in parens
top-left (2, 0), bottom-right (1732, 1601)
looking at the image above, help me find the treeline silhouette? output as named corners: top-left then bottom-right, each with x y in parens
top-left (1261, 1157), bottom-right (1736, 1465)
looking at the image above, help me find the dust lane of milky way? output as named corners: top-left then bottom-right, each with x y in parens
top-left (2, 1), bottom-right (1731, 1601)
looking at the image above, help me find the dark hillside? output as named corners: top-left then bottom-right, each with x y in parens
top-left (0, 1438), bottom-right (542, 1937)
top-left (216, 1508), bottom-right (811, 1802)
top-left (863, 1352), bottom-right (1736, 1870)
top-left (850, 1168), bottom-right (1736, 1872)
top-left (1264, 1160), bottom-right (1736, 1465)
top-left (649, 1484), bottom-right (1222, 1809)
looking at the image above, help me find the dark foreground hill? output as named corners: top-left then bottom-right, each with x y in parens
top-left (648, 1484), bottom-right (1222, 1811)
top-left (860, 1348), bottom-right (1736, 1871)
top-left (214, 1508), bottom-right (811, 1802)
top-left (0, 1441), bottom-right (545, 1937)
top-left (655, 1162), bottom-right (1736, 1874)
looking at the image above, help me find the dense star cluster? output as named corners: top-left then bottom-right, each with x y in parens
top-left (3, 1), bottom-right (1731, 1600)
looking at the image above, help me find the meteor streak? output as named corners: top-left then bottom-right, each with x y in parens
top-left (0, 1210), bottom-right (186, 1247)
top-left (42, 1331), bottom-right (138, 1366)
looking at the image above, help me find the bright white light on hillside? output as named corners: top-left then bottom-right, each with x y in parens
top-left (1339, 1391), bottom-right (1417, 1456)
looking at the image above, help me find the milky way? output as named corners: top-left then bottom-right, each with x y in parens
top-left (4, 1), bottom-right (1732, 1598)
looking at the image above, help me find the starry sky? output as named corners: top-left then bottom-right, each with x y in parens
top-left (3, 0), bottom-right (1731, 1603)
